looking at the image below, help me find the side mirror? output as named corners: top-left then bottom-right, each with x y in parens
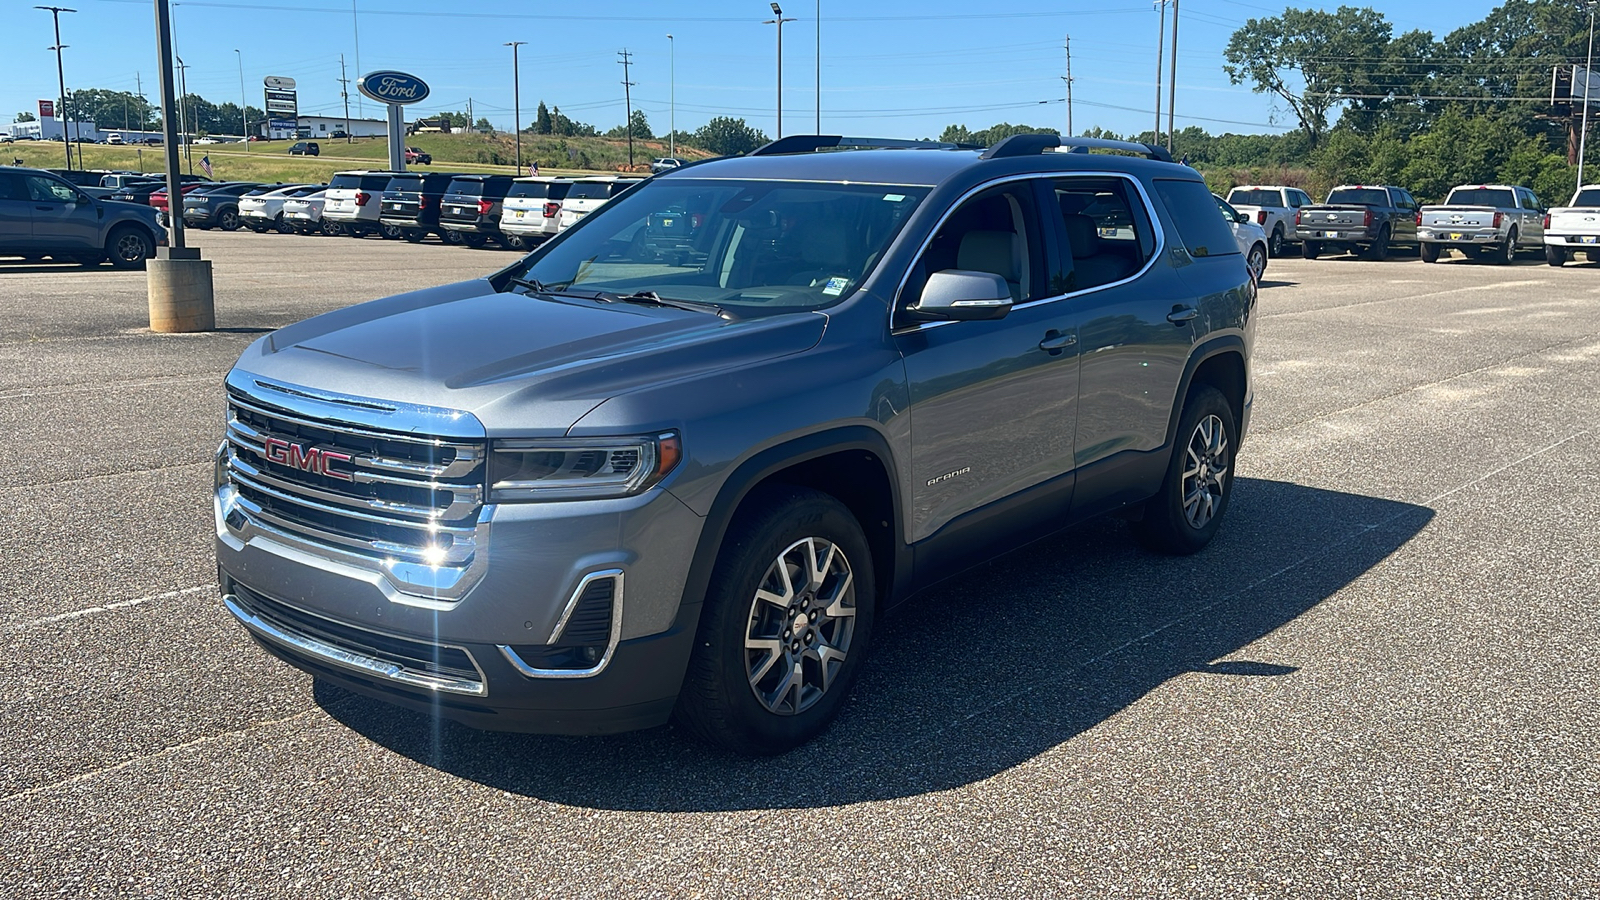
top-left (1235, 212), bottom-right (1250, 224)
top-left (908, 269), bottom-right (1014, 321)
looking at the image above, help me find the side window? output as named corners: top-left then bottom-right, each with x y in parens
top-left (0, 174), bottom-right (20, 201)
top-left (1518, 188), bottom-right (1539, 210)
top-left (1286, 190), bottom-right (1302, 208)
top-left (1046, 177), bottom-right (1154, 293)
top-left (24, 175), bottom-right (77, 203)
top-left (1294, 189), bottom-right (1313, 208)
top-left (904, 181), bottom-right (1046, 307)
top-left (1152, 178), bottom-right (1240, 258)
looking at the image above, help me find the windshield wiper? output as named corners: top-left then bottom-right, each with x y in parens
top-left (506, 276), bottom-right (612, 301)
top-left (613, 290), bottom-right (730, 318)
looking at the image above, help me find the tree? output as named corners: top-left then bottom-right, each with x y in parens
top-left (535, 100), bottom-right (552, 135)
top-left (628, 109), bottom-right (653, 140)
top-left (1223, 6), bottom-right (1398, 148)
top-left (475, 117), bottom-right (493, 133)
top-left (938, 122), bottom-right (1057, 147)
top-left (692, 117), bottom-right (768, 156)
top-left (15, 111), bottom-right (35, 123)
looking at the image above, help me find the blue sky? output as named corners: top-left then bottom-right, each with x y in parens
top-left (3, 0), bottom-right (1509, 139)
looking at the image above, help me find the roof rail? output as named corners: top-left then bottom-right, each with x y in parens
top-left (748, 134), bottom-right (978, 156)
top-left (980, 133), bottom-right (1174, 163)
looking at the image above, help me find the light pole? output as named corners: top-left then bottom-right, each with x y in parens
top-left (667, 33), bottom-right (675, 157)
top-left (1167, 0), bottom-right (1179, 153)
top-left (815, 0), bottom-right (820, 133)
top-left (37, 6), bottom-right (76, 168)
top-left (176, 55), bottom-right (192, 173)
top-left (234, 48), bottom-right (248, 151)
top-left (506, 41), bottom-right (525, 174)
top-left (764, 2), bottom-right (796, 139)
top-left (1153, 0), bottom-right (1166, 145)
top-left (1581, 3), bottom-right (1596, 190)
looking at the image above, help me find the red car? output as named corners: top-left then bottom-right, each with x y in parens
top-left (150, 183), bottom-right (209, 221)
top-left (404, 146), bottom-right (432, 165)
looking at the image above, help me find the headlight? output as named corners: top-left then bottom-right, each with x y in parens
top-left (488, 432), bottom-right (681, 502)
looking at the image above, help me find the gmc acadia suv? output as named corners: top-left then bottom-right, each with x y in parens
top-left (215, 134), bottom-right (1256, 754)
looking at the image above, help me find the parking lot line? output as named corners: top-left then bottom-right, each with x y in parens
top-left (5, 585), bottom-right (210, 633)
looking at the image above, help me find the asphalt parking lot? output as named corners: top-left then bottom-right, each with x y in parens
top-left (3, 234), bottom-right (1598, 897)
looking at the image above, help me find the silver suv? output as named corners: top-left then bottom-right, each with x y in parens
top-left (216, 135), bottom-right (1256, 753)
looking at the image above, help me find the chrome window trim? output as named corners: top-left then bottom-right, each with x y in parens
top-left (223, 592), bottom-right (488, 696)
top-left (498, 569), bottom-right (625, 680)
top-left (890, 170), bottom-right (1168, 334)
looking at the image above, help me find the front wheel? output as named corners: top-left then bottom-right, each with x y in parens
top-left (1133, 385), bottom-right (1237, 556)
top-left (1246, 243), bottom-right (1267, 282)
top-left (1302, 240), bottom-right (1321, 259)
top-left (105, 226), bottom-right (154, 269)
top-left (674, 485), bottom-right (875, 755)
top-left (1420, 242), bottom-right (1440, 263)
top-left (1546, 245), bottom-right (1567, 267)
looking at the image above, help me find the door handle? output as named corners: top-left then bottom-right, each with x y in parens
top-left (1167, 306), bottom-right (1198, 325)
top-left (1038, 330), bottom-right (1076, 354)
top-left (36, 205), bottom-right (54, 211)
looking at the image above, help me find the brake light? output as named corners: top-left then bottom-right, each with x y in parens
top-left (1256, 210), bottom-right (1267, 224)
top-left (355, 191), bottom-right (370, 206)
top-left (1363, 209), bottom-right (1374, 227)
top-left (543, 201), bottom-right (560, 218)
top-left (477, 199), bottom-right (493, 216)
top-left (1416, 212), bottom-right (1422, 226)
top-left (1493, 211), bottom-right (1503, 228)
top-left (1544, 213), bottom-right (1551, 229)
top-left (1294, 209), bottom-right (1301, 226)
top-left (419, 197), bottom-right (430, 210)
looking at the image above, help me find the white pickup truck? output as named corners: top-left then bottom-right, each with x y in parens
top-left (1542, 184), bottom-right (1600, 266)
top-left (1224, 185), bottom-right (1314, 257)
top-left (1418, 184), bottom-right (1544, 264)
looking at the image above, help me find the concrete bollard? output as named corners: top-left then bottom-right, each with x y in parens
top-left (146, 247), bottom-right (216, 333)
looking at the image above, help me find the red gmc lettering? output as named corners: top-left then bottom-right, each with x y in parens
top-left (262, 436), bottom-right (353, 481)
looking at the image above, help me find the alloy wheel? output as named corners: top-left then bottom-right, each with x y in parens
top-left (114, 231), bottom-right (147, 264)
top-left (1181, 414), bottom-right (1229, 529)
top-left (744, 536), bottom-right (858, 716)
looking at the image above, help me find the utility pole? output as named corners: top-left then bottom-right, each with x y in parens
top-left (815, 0), bottom-right (821, 133)
top-left (764, 3), bottom-right (796, 139)
top-left (667, 34), bottom-right (676, 157)
top-left (176, 55), bottom-right (192, 173)
top-left (1153, 0), bottom-right (1166, 145)
top-left (1167, 0), bottom-right (1179, 153)
top-left (351, 0), bottom-right (363, 119)
top-left (235, 48), bottom-right (248, 150)
top-left (136, 71), bottom-right (143, 130)
top-left (37, 5), bottom-right (76, 168)
top-left (506, 41), bottom-right (525, 174)
top-left (338, 55), bottom-right (352, 143)
top-left (1581, 5), bottom-right (1596, 189)
top-left (618, 49), bottom-right (636, 167)
top-left (1063, 35), bottom-right (1074, 137)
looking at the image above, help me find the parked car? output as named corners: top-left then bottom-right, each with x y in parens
top-left (212, 133), bottom-right (1255, 753)
top-left (1214, 193), bottom-right (1269, 282)
top-left (0, 165), bottom-right (167, 267)
top-left (105, 133), bottom-right (124, 145)
top-left (46, 169), bottom-right (120, 199)
top-left (1418, 184), bottom-right (1544, 264)
top-left (438, 174), bottom-right (517, 247)
top-left (650, 157), bottom-right (689, 174)
top-left (498, 176), bottom-right (572, 248)
top-left (182, 182), bottom-right (263, 231)
top-left (322, 170), bottom-right (399, 237)
top-left (282, 189), bottom-right (342, 235)
top-left (404, 146), bottom-right (432, 165)
top-left (330, 130), bottom-right (348, 139)
top-left (288, 141), bottom-right (320, 157)
top-left (1295, 184), bottom-right (1420, 260)
top-left (378, 171), bottom-right (458, 243)
top-left (151, 182), bottom-right (213, 224)
top-left (100, 173), bottom-right (160, 190)
top-left (1224, 184), bottom-right (1312, 257)
top-left (239, 184), bottom-right (321, 233)
top-left (1541, 184), bottom-right (1600, 266)
top-left (555, 175), bottom-right (647, 233)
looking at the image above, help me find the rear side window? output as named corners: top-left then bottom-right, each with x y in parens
top-left (445, 179), bottom-right (486, 196)
top-left (566, 181), bottom-right (614, 200)
top-left (609, 180), bottom-right (645, 197)
top-left (1152, 178), bottom-right (1238, 258)
top-left (1050, 176), bottom-right (1156, 291)
top-left (1444, 188), bottom-right (1514, 208)
top-left (1571, 189), bottom-right (1600, 205)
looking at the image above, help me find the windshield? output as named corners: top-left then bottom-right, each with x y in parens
top-left (1444, 188), bottom-right (1514, 208)
top-left (1326, 188), bottom-right (1388, 206)
top-left (515, 178), bottom-right (929, 313)
top-left (1227, 189), bottom-right (1281, 207)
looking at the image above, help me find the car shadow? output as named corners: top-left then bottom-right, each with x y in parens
top-left (1256, 279), bottom-right (1298, 289)
top-left (317, 477), bottom-right (1432, 812)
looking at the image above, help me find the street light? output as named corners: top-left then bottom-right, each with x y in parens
top-left (234, 48), bottom-right (248, 152)
top-left (815, 0), bottom-right (820, 134)
top-left (36, 6), bottom-right (76, 169)
top-left (667, 34), bottom-right (675, 157)
top-left (505, 41), bottom-right (526, 175)
top-left (763, 2), bottom-right (796, 139)
top-left (1581, 2), bottom-right (1597, 190)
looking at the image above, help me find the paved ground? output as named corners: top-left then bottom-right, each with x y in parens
top-left (2, 235), bottom-right (1597, 898)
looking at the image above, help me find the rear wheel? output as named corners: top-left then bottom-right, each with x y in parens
top-left (1363, 226), bottom-right (1391, 261)
top-left (460, 232), bottom-right (488, 248)
top-left (1420, 242), bottom-right (1440, 263)
top-left (1496, 229), bottom-right (1517, 265)
top-left (105, 226), bottom-right (154, 269)
top-left (440, 229), bottom-right (464, 245)
top-left (402, 229), bottom-right (425, 243)
top-left (379, 223), bottom-right (404, 240)
top-left (674, 486), bottom-right (875, 755)
top-left (217, 208), bottom-right (241, 231)
top-left (1268, 225), bottom-right (1285, 258)
top-left (320, 219), bottom-right (344, 236)
top-left (1546, 244), bottom-right (1567, 267)
top-left (500, 232), bottom-right (528, 251)
top-left (274, 215), bottom-right (295, 234)
top-left (1133, 385), bottom-right (1237, 556)
top-left (1302, 240), bottom-right (1321, 259)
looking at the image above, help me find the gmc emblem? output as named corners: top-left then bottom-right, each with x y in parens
top-left (263, 436), bottom-right (354, 481)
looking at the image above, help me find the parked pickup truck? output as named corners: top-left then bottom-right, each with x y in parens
top-left (1540, 184), bottom-right (1600, 266)
top-left (1225, 184), bottom-right (1314, 257)
top-left (1418, 184), bottom-right (1544, 264)
top-left (1296, 184), bottom-right (1420, 260)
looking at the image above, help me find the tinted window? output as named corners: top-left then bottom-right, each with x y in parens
top-left (328, 174), bottom-right (364, 190)
top-left (1051, 177), bottom-right (1154, 291)
top-left (1227, 189), bottom-right (1282, 208)
top-left (609, 180), bottom-right (645, 197)
top-left (1292, 190), bottom-right (1312, 207)
top-left (1517, 188), bottom-right (1539, 209)
top-left (566, 181), bottom-right (615, 200)
top-left (1444, 188), bottom-right (1514, 208)
top-left (906, 182), bottom-right (1045, 304)
top-left (1571, 189), bottom-right (1600, 206)
top-left (507, 181), bottom-right (552, 200)
top-left (1152, 178), bottom-right (1239, 257)
top-left (361, 175), bottom-right (393, 191)
top-left (445, 179), bottom-right (487, 196)
top-left (386, 175), bottom-right (426, 192)
top-left (24, 175), bottom-right (78, 203)
top-left (0, 174), bottom-right (21, 201)
top-left (1326, 188), bottom-right (1389, 206)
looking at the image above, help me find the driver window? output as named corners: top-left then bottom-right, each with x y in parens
top-left (25, 176), bottom-right (77, 204)
top-left (904, 182), bottom-right (1043, 308)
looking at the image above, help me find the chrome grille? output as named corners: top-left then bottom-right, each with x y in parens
top-left (222, 383), bottom-right (486, 576)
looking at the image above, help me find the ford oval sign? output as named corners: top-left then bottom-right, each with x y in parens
top-left (358, 71), bottom-right (430, 106)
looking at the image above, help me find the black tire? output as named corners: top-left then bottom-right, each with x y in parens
top-left (274, 215), bottom-right (295, 235)
top-left (1268, 225), bottom-right (1285, 258)
top-left (402, 229), bottom-right (425, 243)
top-left (105, 226), bottom-right (154, 269)
top-left (1302, 240), bottom-right (1321, 259)
top-left (1363, 226), bottom-right (1390, 261)
top-left (320, 219), bottom-right (344, 236)
top-left (500, 232), bottom-right (528, 251)
top-left (1246, 243), bottom-right (1267, 282)
top-left (674, 485), bottom-right (876, 755)
top-left (216, 208), bottom-right (239, 231)
top-left (379, 223), bottom-right (404, 240)
top-left (1461, 245), bottom-right (1482, 260)
top-left (440, 228), bottom-right (464, 245)
top-left (1420, 242), bottom-right (1440, 263)
top-left (460, 232), bottom-right (488, 248)
top-left (1495, 229), bottom-right (1517, 265)
top-left (1133, 385), bottom-right (1237, 556)
top-left (1546, 244), bottom-right (1567, 267)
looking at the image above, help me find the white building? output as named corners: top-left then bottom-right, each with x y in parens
top-left (6, 117), bottom-right (101, 141)
top-left (259, 115), bottom-right (388, 140)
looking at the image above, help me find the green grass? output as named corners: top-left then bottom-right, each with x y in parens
top-left (6, 132), bottom-right (709, 184)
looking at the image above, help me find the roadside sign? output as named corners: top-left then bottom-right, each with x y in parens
top-left (38, 99), bottom-right (55, 118)
top-left (358, 71), bottom-right (430, 106)
top-left (263, 75), bottom-right (297, 91)
top-left (265, 89), bottom-right (298, 116)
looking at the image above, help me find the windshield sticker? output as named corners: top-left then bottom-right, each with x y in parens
top-left (882, 193), bottom-right (906, 202)
top-left (822, 277), bottom-right (849, 296)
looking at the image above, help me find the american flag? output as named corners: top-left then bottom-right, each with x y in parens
top-left (200, 155), bottom-right (213, 177)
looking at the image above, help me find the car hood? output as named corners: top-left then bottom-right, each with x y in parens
top-left (232, 278), bottom-right (828, 433)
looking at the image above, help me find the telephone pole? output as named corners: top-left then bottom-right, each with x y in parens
top-left (338, 55), bottom-right (352, 143)
top-left (1167, 0), bottom-right (1179, 153)
top-left (506, 41), bottom-right (526, 174)
top-left (667, 34), bottom-right (676, 157)
top-left (234, 48), bottom-right (248, 150)
top-left (1063, 35), bottom-right (1074, 137)
top-left (36, 5), bottom-right (76, 168)
top-left (1153, 0), bottom-right (1166, 145)
top-left (618, 49), bottom-right (636, 166)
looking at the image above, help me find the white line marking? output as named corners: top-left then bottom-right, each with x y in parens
top-left (6, 586), bottom-right (210, 632)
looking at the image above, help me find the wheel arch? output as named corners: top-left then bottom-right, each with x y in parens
top-left (1163, 336), bottom-right (1248, 450)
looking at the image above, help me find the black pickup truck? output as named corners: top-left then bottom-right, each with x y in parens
top-left (1294, 184), bottom-right (1421, 260)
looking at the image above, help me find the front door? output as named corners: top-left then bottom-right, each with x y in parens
top-left (24, 174), bottom-right (100, 250)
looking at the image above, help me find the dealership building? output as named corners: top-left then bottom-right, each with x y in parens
top-left (260, 115), bottom-right (388, 139)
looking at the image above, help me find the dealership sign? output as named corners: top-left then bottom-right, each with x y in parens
top-left (358, 71), bottom-right (430, 105)
top-left (38, 99), bottom-right (55, 118)
top-left (263, 75), bottom-right (296, 91)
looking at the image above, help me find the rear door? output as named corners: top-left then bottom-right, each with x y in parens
top-left (24, 173), bottom-right (100, 249)
top-left (1389, 187), bottom-right (1419, 243)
